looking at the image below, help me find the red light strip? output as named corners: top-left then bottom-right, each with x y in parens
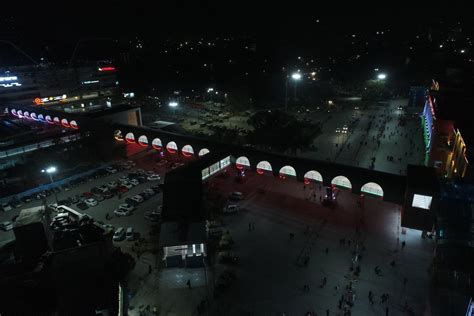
top-left (98, 67), bottom-right (116, 72)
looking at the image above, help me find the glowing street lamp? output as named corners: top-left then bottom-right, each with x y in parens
top-left (285, 72), bottom-right (303, 110)
top-left (41, 166), bottom-right (58, 203)
top-left (168, 101), bottom-right (178, 107)
top-left (377, 73), bottom-right (387, 80)
top-left (291, 73), bottom-right (302, 80)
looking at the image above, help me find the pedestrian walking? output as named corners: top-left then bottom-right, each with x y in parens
top-left (186, 279), bottom-right (191, 289)
top-left (401, 241), bottom-right (406, 250)
top-left (385, 307), bottom-right (389, 316)
top-left (325, 247), bottom-right (329, 254)
top-left (248, 223), bottom-right (251, 231)
top-left (148, 264), bottom-right (152, 274)
top-left (326, 309), bottom-right (330, 316)
top-left (289, 233), bottom-right (294, 240)
top-left (319, 195), bottom-right (322, 202)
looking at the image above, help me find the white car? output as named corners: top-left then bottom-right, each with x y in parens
top-left (0, 221), bottom-right (13, 231)
top-left (223, 204), bottom-right (239, 214)
top-left (130, 179), bottom-right (140, 186)
top-left (121, 182), bottom-right (133, 189)
top-left (143, 188), bottom-right (156, 196)
top-left (106, 167), bottom-right (117, 174)
top-left (335, 128), bottom-right (341, 133)
top-left (85, 198), bottom-right (98, 207)
top-left (113, 227), bottom-right (126, 241)
top-left (1, 203), bottom-right (12, 212)
top-left (119, 203), bottom-right (135, 212)
top-left (114, 208), bottom-right (131, 216)
top-left (147, 174), bottom-right (161, 181)
top-left (131, 195), bottom-right (144, 204)
top-left (107, 181), bottom-right (118, 189)
top-left (118, 175), bottom-right (129, 182)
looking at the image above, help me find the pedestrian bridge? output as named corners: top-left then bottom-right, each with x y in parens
top-left (3, 104), bottom-right (406, 204)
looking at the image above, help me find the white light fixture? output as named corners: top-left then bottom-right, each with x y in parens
top-left (377, 73), bottom-right (387, 80)
top-left (42, 166), bottom-right (57, 174)
top-left (291, 73), bottom-right (302, 80)
top-left (169, 101), bottom-right (178, 107)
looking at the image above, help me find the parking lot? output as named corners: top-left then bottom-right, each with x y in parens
top-left (0, 156), bottom-right (174, 246)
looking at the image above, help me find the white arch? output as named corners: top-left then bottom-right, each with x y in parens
top-left (152, 138), bottom-right (162, 150)
top-left (304, 170), bottom-right (323, 182)
top-left (17, 110), bottom-right (23, 117)
top-left (182, 144), bottom-right (194, 156)
top-left (23, 111), bottom-right (30, 119)
top-left (198, 148), bottom-right (210, 156)
top-left (331, 175), bottom-right (352, 189)
top-left (70, 120), bottom-right (78, 129)
top-left (125, 132), bottom-right (135, 143)
top-left (256, 161), bottom-right (272, 172)
top-left (138, 135), bottom-right (149, 146)
top-left (61, 118), bottom-right (69, 127)
top-left (30, 112), bottom-right (38, 121)
top-left (53, 117), bottom-right (60, 125)
top-left (236, 156), bottom-right (250, 167)
top-left (279, 165), bottom-right (296, 177)
top-left (114, 130), bottom-right (123, 141)
top-left (361, 182), bottom-right (384, 197)
top-left (166, 141), bottom-right (178, 153)
top-left (37, 113), bottom-right (45, 121)
top-left (45, 115), bottom-right (53, 124)
top-left (11, 109), bottom-right (17, 116)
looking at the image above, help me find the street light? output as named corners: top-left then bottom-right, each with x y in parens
top-left (42, 166), bottom-right (58, 203)
top-left (168, 101), bottom-right (178, 118)
top-left (285, 72), bottom-right (302, 111)
top-left (377, 73), bottom-right (387, 80)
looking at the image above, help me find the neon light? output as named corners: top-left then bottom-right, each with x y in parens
top-left (256, 168), bottom-right (264, 175)
top-left (82, 80), bottom-right (99, 85)
top-left (166, 142), bottom-right (178, 154)
top-left (61, 119), bottom-right (70, 127)
top-left (11, 109), bottom-right (17, 116)
top-left (183, 151), bottom-right (192, 157)
top-left (70, 120), bottom-right (78, 129)
top-left (236, 163), bottom-right (244, 170)
top-left (98, 67), bottom-right (116, 72)
top-left (30, 113), bottom-right (38, 121)
top-left (34, 98), bottom-right (42, 105)
top-left (0, 76), bottom-right (18, 81)
top-left (304, 178), bottom-right (311, 185)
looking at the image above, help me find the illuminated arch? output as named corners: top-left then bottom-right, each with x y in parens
top-left (304, 170), bottom-right (323, 185)
top-left (138, 135), bottom-right (149, 147)
top-left (125, 132), bottom-right (135, 143)
top-left (331, 175), bottom-right (352, 190)
top-left (17, 110), bottom-right (23, 118)
top-left (152, 138), bottom-right (162, 150)
top-left (198, 148), bottom-right (210, 156)
top-left (114, 130), bottom-right (123, 141)
top-left (236, 156), bottom-right (250, 169)
top-left (53, 117), bottom-right (60, 125)
top-left (279, 165), bottom-right (296, 179)
top-left (361, 182), bottom-right (384, 197)
top-left (256, 161), bottom-right (272, 174)
top-left (37, 114), bottom-right (45, 121)
top-left (11, 109), bottom-right (17, 116)
top-left (182, 144), bottom-right (194, 157)
top-left (166, 141), bottom-right (178, 154)
top-left (70, 120), bottom-right (78, 129)
top-left (45, 115), bottom-right (53, 124)
top-left (23, 111), bottom-right (30, 119)
top-left (61, 118), bottom-right (70, 127)
top-left (30, 112), bottom-right (38, 121)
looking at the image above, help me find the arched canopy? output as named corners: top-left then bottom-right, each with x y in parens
top-left (53, 117), bottom-right (60, 125)
top-left (198, 148), bottom-right (210, 156)
top-left (182, 144), bottom-right (194, 157)
top-left (61, 118), bottom-right (69, 127)
top-left (125, 132), bottom-right (135, 143)
top-left (304, 170), bottom-right (323, 183)
top-left (37, 114), bottom-right (45, 121)
top-left (166, 141), bottom-right (178, 153)
top-left (114, 130), bottom-right (123, 141)
top-left (23, 111), bottom-right (30, 119)
top-left (361, 182), bottom-right (384, 197)
top-left (17, 110), bottom-right (23, 117)
top-left (256, 161), bottom-right (272, 174)
top-left (331, 175), bottom-right (352, 189)
top-left (45, 115), bottom-right (53, 124)
top-left (70, 120), bottom-right (78, 129)
top-left (11, 109), bottom-right (17, 116)
top-left (236, 156), bottom-right (250, 169)
top-left (138, 135), bottom-right (149, 146)
top-left (279, 165), bottom-right (296, 177)
top-left (30, 112), bottom-right (38, 121)
top-left (152, 138), bottom-right (162, 150)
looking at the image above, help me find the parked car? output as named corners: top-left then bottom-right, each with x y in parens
top-left (106, 167), bottom-right (117, 174)
top-left (91, 187), bottom-right (102, 195)
top-left (119, 175), bottom-right (129, 182)
top-left (0, 221), bottom-right (14, 231)
top-left (151, 185), bottom-right (161, 193)
top-left (157, 160), bottom-right (168, 166)
top-left (130, 179), bottom-right (140, 186)
top-left (143, 188), bottom-right (156, 196)
top-left (107, 181), bottom-right (118, 189)
top-left (113, 227), bottom-right (126, 241)
top-left (121, 182), bottom-right (133, 189)
top-left (82, 192), bottom-right (93, 198)
top-left (102, 191), bottom-right (114, 199)
top-left (229, 192), bottom-right (244, 201)
top-left (20, 196), bottom-right (32, 203)
top-left (114, 208), bottom-right (131, 216)
top-left (93, 194), bottom-right (105, 202)
top-left (57, 199), bottom-right (72, 206)
top-left (223, 204), bottom-right (239, 214)
top-left (69, 195), bottom-right (80, 204)
top-left (144, 211), bottom-right (160, 222)
top-left (84, 198), bottom-right (98, 207)
top-left (119, 203), bottom-right (135, 212)
top-left (76, 202), bottom-right (89, 210)
top-left (131, 195), bottom-right (144, 204)
top-left (147, 174), bottom-right (161, 181)
top-left (126, 160), bottom-right (136, 167)
top-left (126, 227), bottom-right (135, 241)
top-left (98, 185), bottom-right (109, 192)
top-left (10, 200), bottom-right (23, 208)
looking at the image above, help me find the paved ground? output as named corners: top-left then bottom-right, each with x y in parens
top-left (123, 163), bottom-right (435, 316)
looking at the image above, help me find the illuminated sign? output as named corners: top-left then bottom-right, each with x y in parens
top-left (82, 80), bottom-right (99, 85)
top-left (98, 66), bottom-right (116, 72)
top-left (202, 156), bottom-right (231, 180)
top-left (35, 94), bottom-right (67, 104)
top-left (0, 76), bottom-right (21, 88)
top-left (412, 194), bottom-right (432, 210)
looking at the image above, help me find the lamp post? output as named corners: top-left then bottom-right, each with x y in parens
top-left (42, 166), bottom-right (58, 203)
top-left (285, 72), bottom-right (302, 111)
top-left (169, 101), bottom-right (178, 117)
